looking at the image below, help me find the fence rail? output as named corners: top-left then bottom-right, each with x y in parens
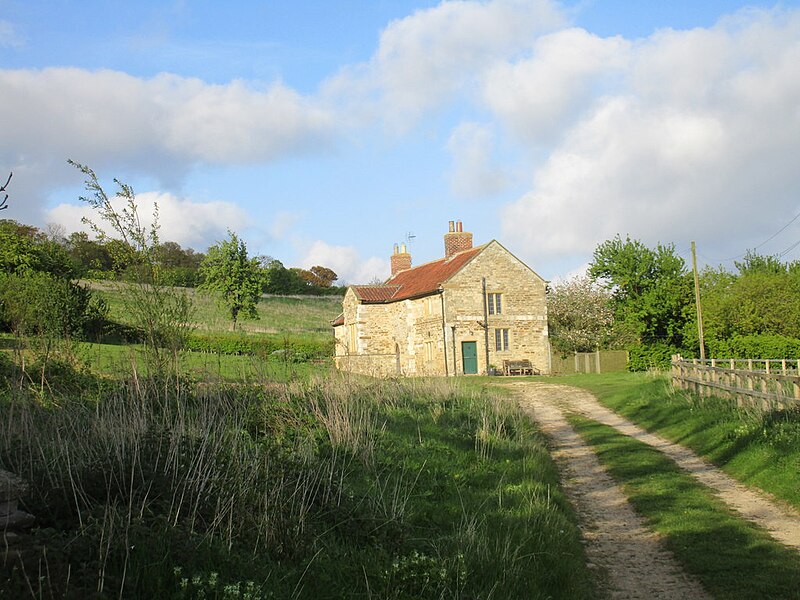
top-left (671, 355), bottom-right (800, 410)
top-left (550, 350), bottom-right (629, 375)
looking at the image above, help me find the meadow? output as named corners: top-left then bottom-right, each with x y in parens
top-left (86, 281), bottom-right (342, 339)
top-left (0, 288), bottom-right (598, 599)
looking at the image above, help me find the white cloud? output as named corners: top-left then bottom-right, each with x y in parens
top-left (483, 28), bottom-right (630, 142)
top-left (0, 68), bottom-right (334, 168)
top-left (0, 67), bottom-right (336, 223)
top-left (501, 8), bottom-right (800, 266)
top-left (298, 240), bottom-right (389, 285)
top-left (269, 211), bottom-right (303, 240)
top-left (446, 122), bottom-right (509, 199)
top-left (0, 20), bottom-right (24, 49)
top-left (46, 191), bottom-right (249, 251)
top-left (324, 0), bottom-right (565, 128)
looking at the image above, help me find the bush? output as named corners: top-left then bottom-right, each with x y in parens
top-left (628, 342), bottom-right (682, 371)
top-left (708, 334), bottom-right (800, 359)
top-left (185, 334), bottom-right (333, 362)
top-left (0, 271), bottom-right (108, 340)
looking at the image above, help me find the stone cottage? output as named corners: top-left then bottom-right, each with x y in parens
top-left (332, 221), bottom-right (550, 377)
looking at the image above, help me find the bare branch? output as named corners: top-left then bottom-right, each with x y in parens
top-left (0, 171), bottom-right (12, 211)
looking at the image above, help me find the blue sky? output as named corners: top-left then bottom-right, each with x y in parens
top-left (3, 1), bottom-right (800, 283)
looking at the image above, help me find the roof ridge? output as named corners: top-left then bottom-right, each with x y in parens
top-left (385, 242), bottom-right (488, 280)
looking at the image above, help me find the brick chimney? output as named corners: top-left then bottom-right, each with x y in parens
top-left (390, 243), bottom-right (412, 276)
top-left (444, 220), bottom-right (473, 259)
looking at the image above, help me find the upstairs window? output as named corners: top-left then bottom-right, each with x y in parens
top-left (488, 293), bottom-right (503, 315)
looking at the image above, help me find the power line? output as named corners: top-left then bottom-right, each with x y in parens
top-left (712, 209), bottom-right (800, 263)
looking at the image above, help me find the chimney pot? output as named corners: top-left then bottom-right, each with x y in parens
top-left (390, 243), bottom-right (412, 276)
top-left (444, 221), bottom-right (473, 259)
top-left (448, 220), bottom-right (455, 233)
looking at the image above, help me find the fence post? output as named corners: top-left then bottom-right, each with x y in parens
top-left (782, 359), bottom-right (787, 375)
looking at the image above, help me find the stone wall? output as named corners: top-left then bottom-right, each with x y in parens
top-left (334, 240), bottom-right (550, 377)
top-left (443, 241), bottom-right (550, 375)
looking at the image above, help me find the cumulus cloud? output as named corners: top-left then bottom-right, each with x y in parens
top-left (0, 69), bottom-right (333, 166)
top-left (324, 0), bottom-right (565, 128)
top-left (446, 122), bottom-right (509, 199)
top-left (47, 191), bottom-right (249, 251)
top-left (482, 28), bottom-right (630, 143)
top-left (298, 240), bottom-right (389, 285)
top-left (0, 67), bottom-right (335, 223)
top-left (501, 8), bottom-right (800, 266)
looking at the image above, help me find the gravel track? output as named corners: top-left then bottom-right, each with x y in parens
top-left (506, 379), bottom-right (797, 598)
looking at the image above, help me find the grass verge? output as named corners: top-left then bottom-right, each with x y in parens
top-left (570, 414), bottom-right (800, 599)
top-left (1, 374), bottom-right (596, 599)
top-left (557, 372), bottom-right (800, 511)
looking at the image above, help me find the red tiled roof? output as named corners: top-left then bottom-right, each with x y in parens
top-left (352, 285), bottom-right (401, 302)
top-left (354, 244), bottom-right (485, 304)
top-left (332, 313), bottom-right (344, 326)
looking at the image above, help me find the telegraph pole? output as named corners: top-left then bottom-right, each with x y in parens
top-left (691, 241), bottom-right (706, 360)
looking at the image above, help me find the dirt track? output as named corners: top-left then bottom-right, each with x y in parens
top-left (509, 381), bottom-right (800, 599)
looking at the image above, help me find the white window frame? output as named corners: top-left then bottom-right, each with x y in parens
top-left (488, 292), bottom-right (503, 315)
top-left (494, 328), bottom-right (510, 351)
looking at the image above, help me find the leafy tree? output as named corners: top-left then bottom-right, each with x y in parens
top-left (65, 231), bottom-right (114, 276)
top-left (70, 160), bottom-right (193, 375)
top-left (734, 250), bottom-right (786, 276)
top-left (700, 263), bottom-right (800, 343)
top-left (589, 235), bottom-right (692, 351)
top-left (200, 231), bottom-right (262, 330)
top-left (546, 275), bottom-right (618, 354)
top-left (299, 266), bottom-right (338, 288)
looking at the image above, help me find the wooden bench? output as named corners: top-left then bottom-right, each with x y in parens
top-left (503, 359), bottom-right (537, 376)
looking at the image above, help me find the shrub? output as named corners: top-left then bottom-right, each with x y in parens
top-left (185, 333), bottom-right (333, 362)
top-left (708, 334), bottom-right (800, 359)
top-left (628, 342), bottom-right (682, 371)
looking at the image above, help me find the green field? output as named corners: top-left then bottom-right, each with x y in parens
top-left (87, 280), bottom-right (341, 339)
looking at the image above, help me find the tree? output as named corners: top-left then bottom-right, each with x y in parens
top-left (200, 231), bottom-right (262, 330)
top-left (734, 250), bottom-right (786, 276)
top-left (299, 266), bottom-right (338, 288)
top-left (70, 160), bottom-right (193, 376)
top-left (546, 275), bottom-right (618, 354)
top-left (589, 235), bottom-right (692, 350)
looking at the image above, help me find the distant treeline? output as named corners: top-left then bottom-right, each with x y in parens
top-left (0, 219), bottom-right (346, 296)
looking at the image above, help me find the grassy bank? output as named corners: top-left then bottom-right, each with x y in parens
top-left (570, 415), bottom-right (800, 599)
top-left (558, 372), bottom-right (800, 511)
top-left (87, 281), bottom-right (341, 339)
top-left (1, 374), bottom-right (596, 599)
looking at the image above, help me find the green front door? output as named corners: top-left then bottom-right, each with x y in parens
top-left (461, 341), bottom-right (478, 375)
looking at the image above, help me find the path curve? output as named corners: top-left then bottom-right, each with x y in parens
top-left (516, 381), bottom-right (800, 552)
top-left (509, 383), bottom-right (710, 599)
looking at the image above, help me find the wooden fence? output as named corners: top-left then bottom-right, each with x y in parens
top-left (550, 350), bottom-right (629, 375)
top-left (671, 356), bottom-right (800, 410)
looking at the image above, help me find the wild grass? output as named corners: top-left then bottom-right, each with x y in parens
top-left (1, 371), bottom-right (596, 599)
top-left (558, 372), bottom-right (800, 511)
top-left (570, 415), bottom-right (800, 599)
